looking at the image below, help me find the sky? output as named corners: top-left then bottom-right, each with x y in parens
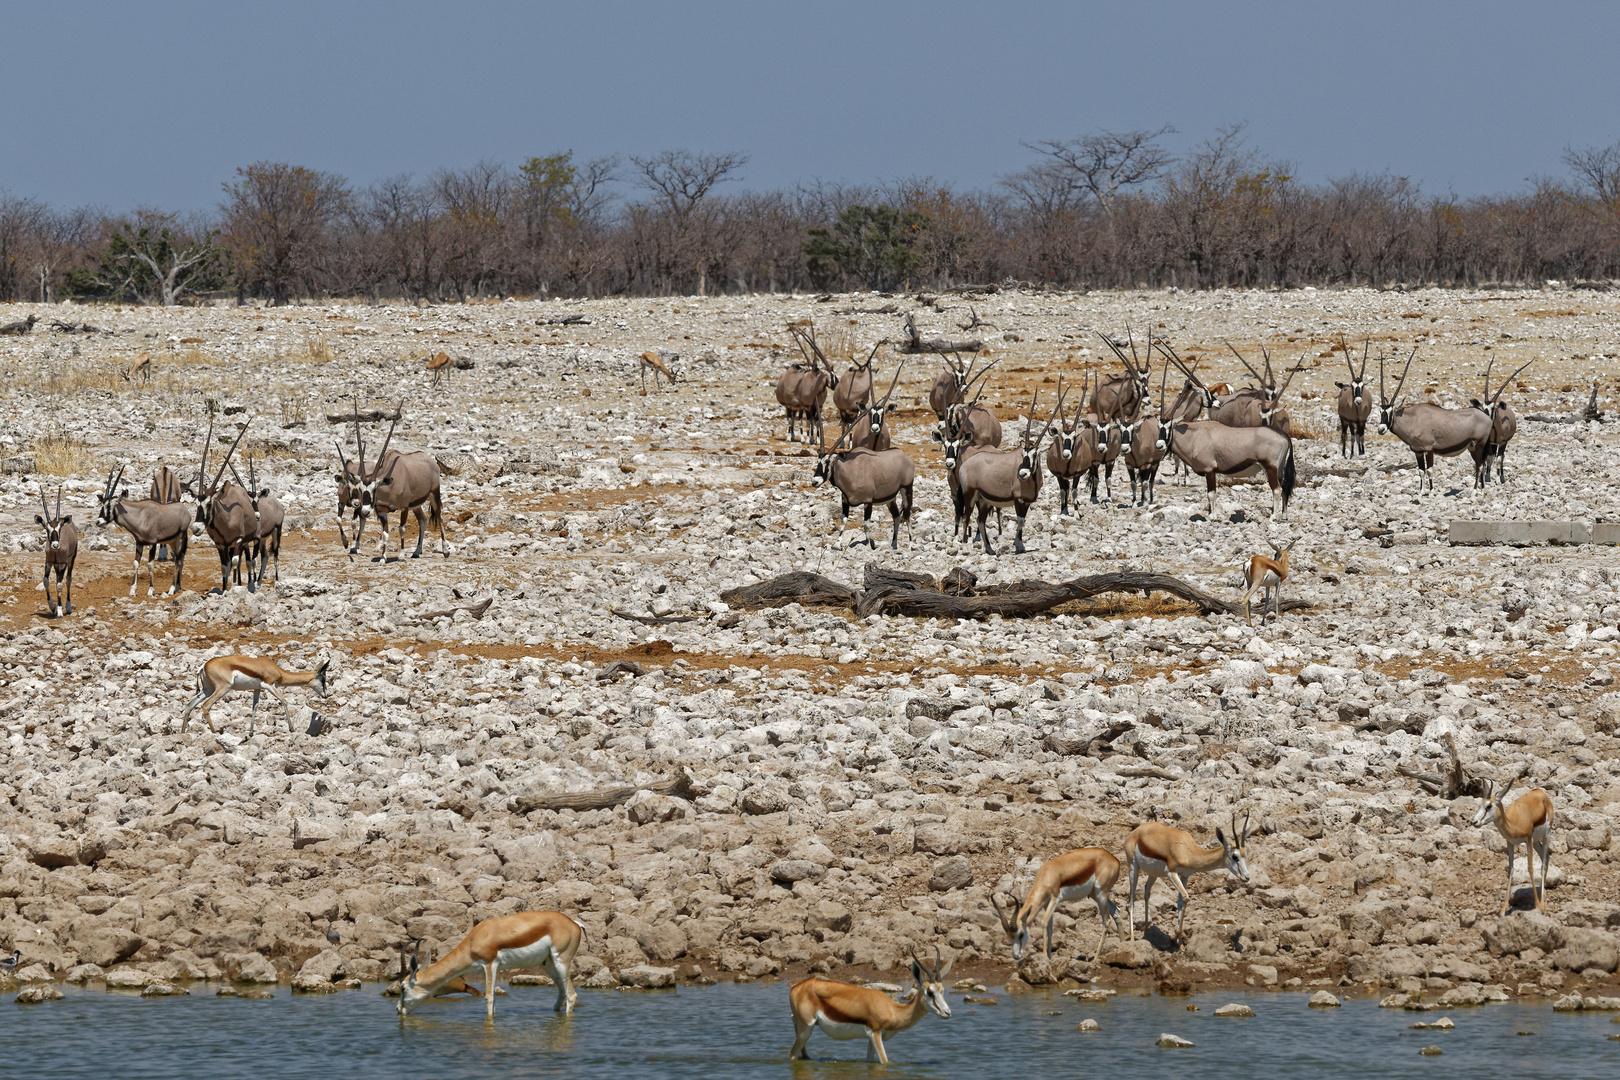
top-left (4, 1), bottom-right (1617, 213)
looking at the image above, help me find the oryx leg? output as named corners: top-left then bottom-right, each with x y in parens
top-left (1497, 444), bottom-right (1507, 483)
top-left (1057, 476), bottom-right (1070, 516)
top-left (1145, 467), bottom-right (1158, 505)
top-left (1206, 472), bottom-right (1218, 515)
top-left (410, 504), bottom-right (428, 558)
top-left (130, 542), bottom-right (144, 597)
top-left (1340, 421), bottom-right (1349, 457)
top-left (859, 502), bottom-right (875, 549)
top-left (1013, 509), bottom-right (1028, 555)
top-left (337, 512), bottom-right (349, 549)
top-left (1087, 466), bottom-right (1100, 504)
top-left (62, 561), bottom-right (74, 616)
top-left (888, 499), bottom-right (902, 550)
top-left (1265, 465), bottom-right (1281, 520)
top-left (1103, 461), bottom-right (1115, 502)
top-left (976, 500), bottom-right (996, 556)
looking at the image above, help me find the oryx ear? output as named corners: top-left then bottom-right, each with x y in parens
top-left (260, 488), bottom-right (270, 498)
top-left (34, 514), bottom-right (44, 526)
top-left (1334, 381), bottom-right (1346, 389)
top-left (120, 488), bottom-right (129, 498)
top-left (61, 516), bottom-right (72, 525)
top-left (930, 430), bottom-right (942, 443)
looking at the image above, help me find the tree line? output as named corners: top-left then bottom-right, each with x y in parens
top-left (2, 126), bottom-right (1619, 305)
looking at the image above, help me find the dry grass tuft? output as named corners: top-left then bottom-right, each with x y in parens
top-left (32, 432), bottom-right (97, 476)
top-left (1062, 592), bottom-right (1201, 620)
top-left (1287, 414), bottom-right (1331, 441)
top-left (278, 337), bottom-right (336, 364)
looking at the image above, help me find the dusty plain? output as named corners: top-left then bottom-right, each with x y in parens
top-left (1, 285), bottom-right (1619, 1006)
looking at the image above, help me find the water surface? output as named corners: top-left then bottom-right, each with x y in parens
top-left (9, 983), bottom-right (1618, 1079)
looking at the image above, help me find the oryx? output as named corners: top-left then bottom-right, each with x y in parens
top-left (1473, 357), bottom-right (1532, 483)
top-left (1334, 337), bottom-right (1373, 457)
top-left (777, 324), bottom-right (839, 443)
top-left (1376, 349), bottom-right (1493, 492)
top-left (351, 409), bottom-right (448, 561)
top-left (35, 486), bottom-right (78, 617)
top-left (184, 417), bottom-right (259, 593)
top-left (832, 340), bottom-right (882, 425)
top-left (842, 360), bottom-right (904, 451)
top-left (231, 458), bottom-right (284, 589)
top-left (811, 426), bottom-right (916, 550)
top-left (97, 465), bottom-right (193, 597)
top-left (958, 389), bottom-right (1061, 555)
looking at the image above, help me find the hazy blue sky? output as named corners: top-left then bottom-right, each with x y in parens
top-left (6, 1), bottom-right (1617, 212)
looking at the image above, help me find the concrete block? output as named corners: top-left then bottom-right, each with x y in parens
top-left (1448, 521), bottom-right (1588, 546)
top-left (1594, 523), bottom-right (1620, 546)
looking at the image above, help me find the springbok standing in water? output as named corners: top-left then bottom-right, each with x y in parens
top-left (789, 947), bottom-right (952, 1063)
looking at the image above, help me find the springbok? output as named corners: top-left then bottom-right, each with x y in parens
top-left (97, 465), bottom-right (193, 597)
top-left (789, 947), bottom-right (951, 1064)
top-left (122, 351), bottom-right (152, 382)
top-left (832, 341), bottom-right (881, 424)
top-left (1335, 338), bottom-right (1373, 457)
top-left (35, 486), bottom-right (77, 617)
top-left (638, 350), bottom-right (677, 393)
top-left (231, 459), bottom-right (284, 588)
top-left (150, 462), bottom-right (183, 561)
top-left (1241, 544), bottom-right (1290, 623)
top-left (398, 911), bottom-right (586, 1018)
top-left (1470, 778), bottom-right (1554, 916)
top-left (184, 418), bottom-right (259, 592)
top-left (426, 351), bottom-right (454, 388)
top-left (1094, 329), bottom-right (1154, 421)
top-left (777, 326), bottom-right (838, 443)
top-left (1376, 349), bottom-right (1493, 491)
top-left (957, 390), bottom-right (1060, 555)
top-left (991, 847), bottom-right (1122, 963)
top-left (180, 654), bottom-right (330, 736)
top-left (1472, 357), bottom-right (1532, 483)
top-left (811, 426), bottom-right (916, 550)
top-left (1126, 812), bottom-right (1252, 941)
top-left (351, 412), bottom-right (448, 561)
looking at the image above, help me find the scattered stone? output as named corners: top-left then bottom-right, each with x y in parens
top-left (1076, 1018), bottom-right (1100, 1031)
top-left (141, 981), bottom-right (189, 997)
top-left (1157, 1033), bottom-right (1195, 1048)
top-left (1419, 1046), bottom-right (1443, 1056)
top-left (14, 986), bottom-right (63, 1004)
top-left (1214, 1003), bottom-right (1256, 1017)
top-left (1308, 990), bottom-right (1342, 1008)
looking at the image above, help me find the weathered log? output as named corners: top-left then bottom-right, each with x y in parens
top-left (1398, 732), bottom-right (1486, 799)
top-left (863, 563), bottom-right (936, 593)
top-left (900, 312), bottom-right (982, 354)
top-left (0, 315), bottom-right (38, 336)
top-left (719, 572), bottom-right (857, 608)
top-left (540, 313), bottom-right (590, 326)
top-left (515, 771), bottom-right (693, 814)
top-left (327, 408), bottom-right (402, 424)
top-left (906, 697), bottom-right (963, 723)
top-left (611, 608), bottom-right (701, 626)
top-left (941, 567), bottom-right (978, 595)
top-left (406, 597), bottom-right (493, 624)
top-left (595, 660), bottom-right (646, 681)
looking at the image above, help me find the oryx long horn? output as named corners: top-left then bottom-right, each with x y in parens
top-left (55, 486), bottom-right (62, 522)
top-left (1340, 334), bottom-right (1355, 378)
top-left (1482, 354), bottom-right (1495, 402)
top-left (1226, 341), bottom-right (1266, 388)
top-left (860, 339), bottom-right (882, 370)
top-left (39, 485), bottom-right (51, 522)
top-left (198, 416), bottom-right (214, 492)
top-left (375, 403), bottom-right (402, 466)
top-left (1276, 355), bottom-right (1303, 397)
top-left (1359, 339), bottom-right (1371, 379)
top-left (1097, 329), bottom-right (1132, 366)
top-left (1496, 360), bottom-right (1534, 402)
top-left (1393, 346), bottom-right (1417, 404)
top-left (879, 360), bottom-right (905, 409)
top-left (212, 418), bottom-right (251, 493)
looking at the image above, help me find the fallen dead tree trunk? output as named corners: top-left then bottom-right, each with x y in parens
top-left (726, 564), bottom-right (1310, 621)
top-left (899, 312), bottom-right (982, 354)
top-left (327, 408), bottom-right (403, 424)
top-left (719, 571), bottom-right (858, 608)
top-left (515, 771), bottom-right (693, 814)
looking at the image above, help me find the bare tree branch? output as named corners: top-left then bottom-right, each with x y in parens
top-left (1023, 126), bottom-right (1176, 213)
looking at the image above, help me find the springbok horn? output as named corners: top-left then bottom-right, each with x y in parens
top-left (934, 944), bottom-right (944, 977)
top-left (990, 893), bottom-right (1016, 932)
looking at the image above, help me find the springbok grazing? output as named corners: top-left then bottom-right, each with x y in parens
top-left (832, 340), bottom-right (882, 424)
top-left (1094, 329), bottom-right (1155, 421)
top-left (180, 654), bottom-right (330, 735)
top-left (122, 351), bottom-right (152, 382)
top-left (398, 911), bottom-right (586, 1018)
top-left (958, 390), bottom-right (1060, 555)
top-left (34, 487), bottom-right (78, 617)
top-left (991, 847), bottom-right (1122, 963)
top-left (351, 411), bottom-right (448, 561)
top-left (1126, 812), bottom-right (1252, 941)
top-left (230, 459), bottom-right (284, 588)
top-left (811, 426), bottom-right (916, 550)
top-left (776, 325), bottom-right (838, 443)
top-left (1335, 338), bottom-right (1373, 457)
top-left (1241, 544), bottom-right (1290, 623)
top-left (789, 948), bottom-right (952, 1064)
top-left (149, 462), bottom-right (183, 561)
top-left (1473, 357), bottom-right (1532, 483)
top-left (97, 465), bottom-right (193, 597)
top-left (185, 418), bottom-right (259, 592)
top-left (426, 351), bottom-right (454, 388)
top-left (638, 350), bottom-right (677, 394)
top-left (1376, 349), bottom-right (1493, 491)
top-left (1470, 778), bottom-right (1554, 916)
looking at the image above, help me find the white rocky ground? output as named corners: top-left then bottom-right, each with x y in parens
top-left (0, 287), bottom-right (1618, 1003)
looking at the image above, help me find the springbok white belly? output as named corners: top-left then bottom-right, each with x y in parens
top-left (496, 935), bottom-right (554, 972)
top-left (228, 675), bottom-right (265, 692)
top-left (1057, 881), bottom-right (1097, 903)
top-left (1135, 853), bottom-right (1170, 879)
top-left (814, 1013), bottom-right (871, 1041)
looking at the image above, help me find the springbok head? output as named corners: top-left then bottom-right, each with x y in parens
top-left (1214, 810), bottom-right (1253, 883)
top-left (908, 946), bottom-right (953, 1019)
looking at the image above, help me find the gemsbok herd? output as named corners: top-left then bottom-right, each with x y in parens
top-left (777, 325), bottom-right (1535, 556)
